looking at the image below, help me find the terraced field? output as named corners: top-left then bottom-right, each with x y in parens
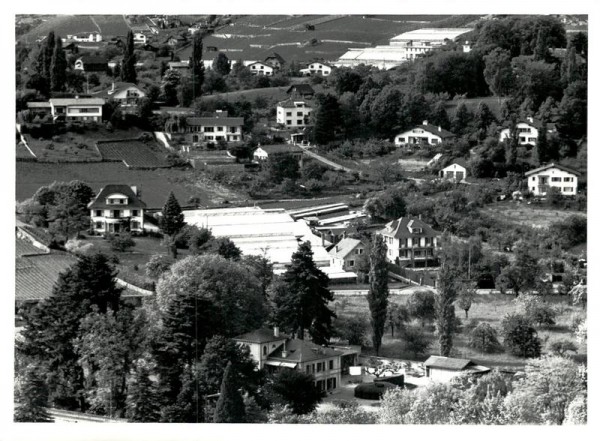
top-left (17, 14), bottom-right (130, 42)
top-left (96, 140), bottom-right (169, 169)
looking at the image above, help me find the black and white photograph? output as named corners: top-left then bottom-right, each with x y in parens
top-left (6, 1), bottom-right (597, 438)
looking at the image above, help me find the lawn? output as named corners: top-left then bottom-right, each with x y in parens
top-left (16, 162), bottom-right (227, 209)
top-left (334, 292), bottom-right (586, 370)
top-left (483, 201), bottom-right (586, 229)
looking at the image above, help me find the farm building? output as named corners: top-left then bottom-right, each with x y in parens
top-left (49, 97), bottom-right (105, 123)
top-left (376, 216), bottom-right (441, 267)
top-left (286, 84), bottom-right (315, 99)
top-left (394, 121), bottom-right (456, 147)
top-left (524, 163), bottom-right (581, 196)
top-left (247, 61), bottom-right (275, 76)
top-left (499, 116), bottom-right (557, 146)
top-left (74, 55), bottom-right (108, 73)
top-left (389, 28), bottom-right (473, 60)
top-left (88, 184), bottom-right (148, 235)
top-left (328, 237), bottom-right (365, 272)
top-left (440, 160), bottom-right (468, 181)
top-left (424, 356), bottom-right (490, 382)
top-left (264, 52), bottom-right (286, 70)
top-left (276, 99), bottom-right (313, 128)
top-left (183, 206), bottom-right (331, 273)
top-left (300, 62), bottom-right (334, 76)
top-left (253, 144), bottom-right (304, 162)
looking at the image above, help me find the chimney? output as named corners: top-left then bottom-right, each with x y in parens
top-left (274, 326), bottom-right (279, 338)
top-left (281, 340), bottom-right (287, 358)
top-left (527, 115), bottom-right (534, 124)
top-left (423, 120), bottom-right (428, 126)
top-left (438, 126), bottom-right (442, 132)
top-left (111, 82), bottom-right (115, 93)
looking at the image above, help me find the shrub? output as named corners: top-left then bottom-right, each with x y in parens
top-left (501, 313), bottom-right (542, 358)
top-left (108, 233), bottom-right (136, 252)
top-left (547, 337), bottom-right (578, 356)
top-left (516, 294), bottom-right (557, 326)
top-left (402, 326), bottom-right (431, 357)
top-left (354, 382), bottom-right (397, 400)
top-left (64, 239), bottom-right (94, 256)
top-left (469, 323), bottom-right (503, 353)
top-left (145, 254), bottom-right (174, 279)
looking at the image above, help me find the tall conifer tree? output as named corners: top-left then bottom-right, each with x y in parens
top-left (367, 235), bottom-right (389, 356)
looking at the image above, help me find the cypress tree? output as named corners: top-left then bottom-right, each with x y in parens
top-left (121, 30), bottom-right (137, 83)
top-left (14, 365), bottom-right (53, 422)
top-left (533, 27), bottom-right (549, 61)
top-left (213, 52), bottom-right (231, 76)
top-left (125, 364), bottom-right (161, 422)
top-left (532, 121), bottom-right (549, 166)
top-left (35, 31), bottom-right (55, 95)
top-left (313, 93), bottom-right (340, 145)
top-left (190, 32), bottom-right (205, 100)
top-left (435, 261), bottom-right (459, 357)
top-left (50, 37), bottom-right (67, 92)
top-left (160, 192), bottom-right (185, 258)
top-left (367, 235), bottom-right (389, 356)
top-left (213, 362), bottom-right (245, 423)
top-left (452, 103), bottom-right (472, 137)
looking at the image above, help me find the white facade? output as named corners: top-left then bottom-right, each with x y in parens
top-left (49, 98), bottom-right (105, 123)
top-left (248, 61), bottom-right (274, 76)
top-left (389, 28), bottom-right (473, 59)
top-left (65, 32), bottom-right (103, 43)
top-left (276, 101), bottom-right (312, 128)
top-left (440, 163), bottom-right (467, 181)
top-left (499, 123), bottom-right (540, 145)
top-left (90, 193), bottom-right (145, 234)
top-left (329, 239), bottom-right (365, 271)
top-left (526, 166), bottom-right (579, 196)
top-left (426, 367), bottom-right (464, 382)
top-left (133, 33), bottom-right (147, 44)
top-left (300, 62), bottom-right (333, 76)
top-left (238, 338), bottom-right (288, 370)
top-left (395, 127), bottom-right (444, 146)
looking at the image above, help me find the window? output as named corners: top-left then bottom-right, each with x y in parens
top-left (112, 210), bottom-right (121, 218)
top-left (252, 65), bottom-right (256, 69)
top-left (95, 210), bottom-right (102, 216)
top-left (230, 127), bottom-right (237, 133)
top-left (552, 177), bottom-right (562, 182)
top-left (564, 187), bottom-right (573, 192)
top-left (531, 177), bottom-right (536, 181)
top-left (564, 177), bottom-right (573, 182)
top-left (286, 112), bottom-right (292, 116)
top-left (132, 210), bottom-right (139, 217)
top-left (398, 137), bottom-right (405, 142)
top-left (306, 366), bottom-right (311, 374)
top-left (297, 112), bottom-right (303, 116)
top-left (431, 138), bottom-right (438, 144)
top-left (217, 126), bottom-right (223, 132)
top-left (204, 127), bottom-right (214, 132)
top-left (95, 221), bottom-right (103, 229)
top-left (317, 363), bottom-right (322, 373)
top-left (286, 120), bottom-right (292, 125)
top-left (131, 221), bottom-right (140, 230)
top-left (297, 120), bottom-right (303, 125)
top-left (263, 346), bottom-right (267, 356)
top-left (329, 360), bottom-right (334, 370)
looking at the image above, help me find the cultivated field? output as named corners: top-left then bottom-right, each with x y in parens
top-left (17, 14), bottom-right (130, 42)
top-left (483, 202), bottom-right (586, 229)
top-left (97, 140), bottom-right (169, 168)
top-left (335, 292), bottom-right (586, 370)
top-left (16, 162), bottom-right (212, 209)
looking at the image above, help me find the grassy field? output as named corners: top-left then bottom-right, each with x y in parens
top-left (16, 162), bottom-right (224, 209)
top-left (18, 14), bottom-right (130, 42)
top-left (483, 201), bottom-right (586, 229)
top-left (97, 140), bottom-right (169, 168)
top-left (334, 293), bottom-right (586, 370)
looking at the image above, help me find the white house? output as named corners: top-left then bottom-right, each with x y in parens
top-left (74, 56), bottom-right (108, 73)
top-left (133, 32), bottom-right (147, 44)
top-left (499, 116), bottom-right (557, 146)
top-left (253, 144), bottom-right (304, 162)
top-left (524, 163), bottom-right (581, 196)
top-left (328, 238), bottom-right (365, 271)
top-left (440, 160), bottom-right (468, 181)
top-left (96, 82), bottom-right (146, 108)
top-left (88, 185), bottom-right (147, 234)
top-left (376, 216), bottom-right (441, 266)
top-left (264, 53), bottom-right (285, 70)
top-left (389, 28), bottom-right (473, 60)
top-left (49, 97), bottom-right (105, 123)
top-left (424, 356), bottom-right (490, 382)
top-left (276, 99), bottom-right (313, 128)
top-left (394, 121), bottom-right (456, 147)
top-left (300, 62), bottom-right (333, 76)
top-left (247, 61), bottom-right (275, 76)
top-left (65, 32), bottom-right (103, 43)
top-left (234, 327), bottom-right (345, 393)
top-left (183, 110), bottom-right (244, 144)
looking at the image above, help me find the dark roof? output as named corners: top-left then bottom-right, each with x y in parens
top-left (87, 184), bottom-right (147, 210)
top-left (286, 84), bottom-right (315, 95)
top-left (504, 117), bottom-right (557, 131)
top-left (79, 55), bottom-right (108, 65)
top-left (256, 144), bottom-right (304, 155)
top-left (524, 163), bottom-right (582, 177)
top-left (424, 356), bottom-right (474, 370)
top-left (444, 158), bottom-right (469, 169)
top-left (186, 114), bottom-right (244, 126)
top-left (277, 98), bottom-right (313, 108)
top-left (234, 328), bottom-right (289, 344)
top-left (378, 216), bottom-right (440, 239)
top-left (264, 52), bottom-right (285, 64)
top-left (414, 124), bottom-right (455, 139)
top-left (268, 339), bottom-right (343, 363)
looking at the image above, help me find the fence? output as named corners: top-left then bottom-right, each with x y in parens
top-left (388, 262), bottom-right (437, 289)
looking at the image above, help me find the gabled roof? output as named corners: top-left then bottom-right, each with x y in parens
top-left (329, 238), bottom-right (363, 259)
top-left (247, 61), bottom-right (273, 68)
top-left (277, 98), bottom-right (312, 109)
top-left (268, 339), bottom-right (343, 363)
top-left (504, 117), bottom-right (557, 131)
top-left (256, 144), bottom-right (303, 155)
top-left (49, 98), bottom-right (105, 106)
top-left (424, 356), bottom-right (474, 370)
top-left (234, 327), bottom-right (289, 344)
top-left (378, 216), bottom-right (440, 239)
top-left (443, 158), bottom-right (468, 169)
top-left (87, 184), bottom-right (147, 210)
top-left (286, 84), bottom-right (315, 95)
top-left (524, 163), bottom-right (582, 177)
top-left (399, 124), bottom-right (455, 139)
top-left (264, 52), bottom-right (285, 64)
top-left (306, 61), bottom-right (334, 68)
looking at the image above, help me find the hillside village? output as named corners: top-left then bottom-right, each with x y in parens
top-left (14, 14), bottom-right (588, 425)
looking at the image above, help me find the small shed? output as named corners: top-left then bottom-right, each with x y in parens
top-left (424, 356), bottom-right (490, 382)
top-left (440, 159), bottom-right (468, 181)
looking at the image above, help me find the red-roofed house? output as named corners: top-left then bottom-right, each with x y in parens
top-left (394, 121), bottom-right (456, 147)
top-left (88, 184), bottom-right (147, 234)
top-left (376, 216), bottom-right (441, 266)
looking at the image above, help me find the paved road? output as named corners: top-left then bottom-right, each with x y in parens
top-left (299, 146), bottom-right (356, 173)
